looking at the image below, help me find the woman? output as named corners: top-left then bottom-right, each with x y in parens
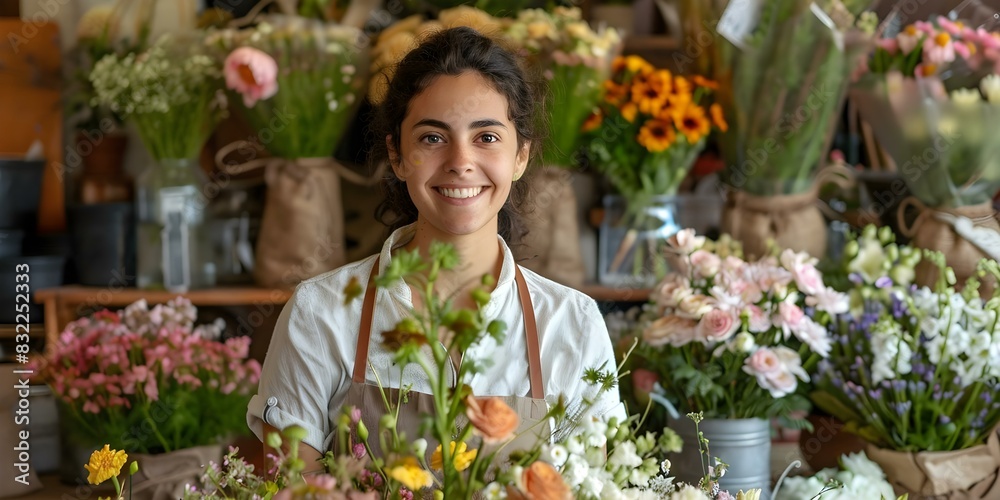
top-left (247, 27), bottom-right (624, 472)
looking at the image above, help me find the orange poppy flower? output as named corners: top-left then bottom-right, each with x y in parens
top-left (637, 119), bottom-right (677, 153)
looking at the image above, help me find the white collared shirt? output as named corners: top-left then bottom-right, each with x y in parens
top-left (247, 224), bottom-right (625, 452)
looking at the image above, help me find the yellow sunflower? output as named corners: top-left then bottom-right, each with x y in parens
top-left (612, 55), bottom-right (654, 76)
top-left (673, 105), bottom-right (712, 145)
top-left (637, 119), bottom-right (677, 153)
top-left (84, 445), bottom-right (128, 486)
top-left (631, 69), bottom-right (673, 116)
top-left (655, 93), bottom-right (690, 124)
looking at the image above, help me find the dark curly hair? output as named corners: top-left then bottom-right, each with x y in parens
top-left (371, 26), bottom-right (546, 245)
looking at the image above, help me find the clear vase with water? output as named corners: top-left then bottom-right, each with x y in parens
top-left (135, 158), bottom-right (214, 292)
top-left (598, 194), bottom-right (682, 288)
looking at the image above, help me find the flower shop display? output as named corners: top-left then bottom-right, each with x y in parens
top-left (774, 451), bottom-right (896, 500)
top-left (503, 7), bottom-right (620, 287)
top-left (616, 228), bottom-right (849, 496)
top-left (678, 0), bottom-right (876, 259)
top-left (849, 11), bottom-right (1000, 294)
top-left (176, 243), bottom-right (761, 499)
top-left (34, 297), bottom-right (261, 498)
top-left (206, 15), bottom-right (377, 288)
top-left (89, 34), bottom-right (226, 292)
top-left (585, 56), bottom-right (726, 286)
top-left (811, 226), bottom-right (1000, 498)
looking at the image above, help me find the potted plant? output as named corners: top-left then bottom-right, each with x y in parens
top-left (33, 297), bottom-right (261, 499)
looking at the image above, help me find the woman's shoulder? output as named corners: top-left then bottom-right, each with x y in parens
top-left (516, 265), bottom-right (600, 318)
top-left (293, 254), bottom-right (379, 301)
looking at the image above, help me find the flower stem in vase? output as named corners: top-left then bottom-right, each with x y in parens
top-left (610, 227), bottom-right (637, 274)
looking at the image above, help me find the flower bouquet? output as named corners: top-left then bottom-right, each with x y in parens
top-left (206, 16), bottom-right (375, 287)
top-left (774, 451), bottom-right (897, 500)
top-left (849, 10), bottom-right (1000, 292)
top-left (180, 243), bottom-right (761, 499)
top-left (33, 298), bottom-right (261, 498)
top-left (620, 228), bottom-right (848, 494)
top-left (585, 56), bottom-right (725, 286)
top-left (90, 33), bottom-right (226, 291)
top-left (678, 0), bottom-right (876, 258)
top-left (811, 226), bottom-right (1000, 497)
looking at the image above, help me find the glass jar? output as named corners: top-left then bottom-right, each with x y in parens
top-left (598, 194), bottom-right (682, 287)
top-left (135, 158), bottom-right (215, 292)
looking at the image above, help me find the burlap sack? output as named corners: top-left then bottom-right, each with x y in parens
top-left (515, 166), bottom-right (585, 287)
top-left (865, 427), bottom-right (1000, 499)
top-left (721, 188), bottom-right (827, 260)
top-left (216, 142), bottom-right (384, 288)
top-left (130, 444), bottom-right (223, 500)
top-left (898, 199), bottom-right (1000, 297)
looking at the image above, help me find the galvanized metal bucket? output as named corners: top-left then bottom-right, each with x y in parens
top-left (667, 417), bottom-right (773, 499)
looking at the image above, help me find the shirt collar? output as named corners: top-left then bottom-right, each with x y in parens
top-left (376, 223), bottom-right (517, 308)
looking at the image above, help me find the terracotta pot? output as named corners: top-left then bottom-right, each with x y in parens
top-left (797, 413), bottom-right (866, 472)
top-left (77, 132), bottom-right (132, 204)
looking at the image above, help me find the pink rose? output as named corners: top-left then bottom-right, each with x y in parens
top-left (668, 229), bottom-right (705, 255)
top-left (643, 316), bottom-right (699, 347)
top-left (773, 302), bottom-right (805, 339)
top-left (793, 318), bottom-right (832, 358)
top-left (678, 294), bottom-right (714, 319)
top-left (224, 47), bottom-right (279, 107)
top-left (759, 369), bottom-right (798, 398)
top-left (745, 305), bottom-right (771, 333)
top-left (652, 276), bottom-right (690, 309)
top-left (689, 250), bottom-right (721, 278)
top-left (697, 309), bottom-right (739, 343)
top-left (792, 264), bottom-right (824, 295)
top-left (744, 348), bottom-right (781, 377)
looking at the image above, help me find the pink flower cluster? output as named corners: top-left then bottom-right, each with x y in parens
top-left (643, 229), bottom-right (848, 398)
top-left (877, 16), bottom-right (1000, 76)
top-left (36, 298), bottom-right (261, 414)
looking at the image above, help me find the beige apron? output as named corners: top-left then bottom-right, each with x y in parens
top-left (341, 257), bottom-right (551, 467)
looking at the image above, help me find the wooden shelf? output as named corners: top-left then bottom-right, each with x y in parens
top-left (0, 324), bottom-right (44, 339)
top-left (578, 284), bottom-right (651, 303)
top-left (624, 35), bottom-right (681, 52)
top-left (33, 285), bottom-right (293, 308)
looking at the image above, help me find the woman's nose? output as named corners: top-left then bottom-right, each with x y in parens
top-left (444, 142), bottom-right (474, 174)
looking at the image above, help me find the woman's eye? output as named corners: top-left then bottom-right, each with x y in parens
top-left (422, 135), bottom-right (443, 144)
top-left (481, 133), bottom-right (499, 143)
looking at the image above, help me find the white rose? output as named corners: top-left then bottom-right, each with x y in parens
top-left (543, 444), bottom-right (568, 468)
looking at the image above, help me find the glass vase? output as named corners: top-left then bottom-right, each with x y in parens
top-left (598, 194), bottom-right (681, 288)
top-left (135, 158), bottom-right (214, 292)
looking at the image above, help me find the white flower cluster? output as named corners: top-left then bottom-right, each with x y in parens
top-left (90, 36), bottom-right (221, 117)
top-left (504, 7), bottom-right (620, 64)
top-left (775, 452), bottom-right (895, 500)
top-left (872, 286), bottom-right (1000, 386)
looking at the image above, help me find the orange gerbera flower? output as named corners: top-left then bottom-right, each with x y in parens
top-left (582, 109), bottom-right (602, 132)
top-left (674, 105), bottom-right (711, 145)
top-left (631, 69), bottom-right (673, 115)
top-left (637, 119), bottom-right (676, 153)
top-left (692, 74), bottom-right (719, 90)
top-left (603, 80), bottom-right (628, 105)
top-left (710, 103), bottom-right (728, 132)
top-left (655, 93), bottom-right (690, 123)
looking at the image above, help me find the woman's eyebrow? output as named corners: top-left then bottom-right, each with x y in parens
top-left (412, 118), bottom-right (508, 130)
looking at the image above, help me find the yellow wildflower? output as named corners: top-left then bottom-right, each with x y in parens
top-left (674, 104), bottom-right (711, 145)
top-left (710, 103), bottom-right (728, 133)
top-left (388, 457), bottom-right (433, 491)
top-left (84, 445), bottom-right (128, 485)
top-left (430, 441), bottom-right (478, 471)
top-left (637, 119), bottom-right (676, 153)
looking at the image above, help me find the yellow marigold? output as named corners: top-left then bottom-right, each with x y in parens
top-left (582, 110), bottom-right (603, 132)
top-left (674, 104), bottom-right (712, 145)
top-left (621, 102), bottom-right (638, 123)
top-left (710, 103), bottom-right (728, 132)
top-left (655, 94), bottom-right (690, 123)
top-left (84, 445), bottom-right (127, 485)
top-left (673, 75), bottom-right (692, 99)
top-left (637, 119), bottom-right (676, 153)
top-left (631, 69), bottom-right (673, 116)
top-left (388, 457), bottom-right (433, 492)
top-left (430, 441), bottom-right (478, 471)
top-left (612, 55), bottom-right (653, 76)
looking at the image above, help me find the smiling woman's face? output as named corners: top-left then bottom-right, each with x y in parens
top-left (389, 71), bottom-right (529, 242)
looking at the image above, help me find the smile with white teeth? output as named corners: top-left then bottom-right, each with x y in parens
top-left (437, 186), bottom-right (483, 199)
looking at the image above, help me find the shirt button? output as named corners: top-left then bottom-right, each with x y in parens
top-left (267, 396), bottom-right (278, 407)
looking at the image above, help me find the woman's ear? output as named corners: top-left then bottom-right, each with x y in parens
top-left (387, 135), bottom-right (407, 181)
top-left (514, 140), bottom-right (530, 181)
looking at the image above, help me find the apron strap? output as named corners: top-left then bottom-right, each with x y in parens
top-left (352, 255), bottom-right (545, 399)
top-left (514, 266), bottom-right (544, 400)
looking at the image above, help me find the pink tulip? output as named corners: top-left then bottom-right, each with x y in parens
top-left (224, 47), bottom-right (279, 107)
